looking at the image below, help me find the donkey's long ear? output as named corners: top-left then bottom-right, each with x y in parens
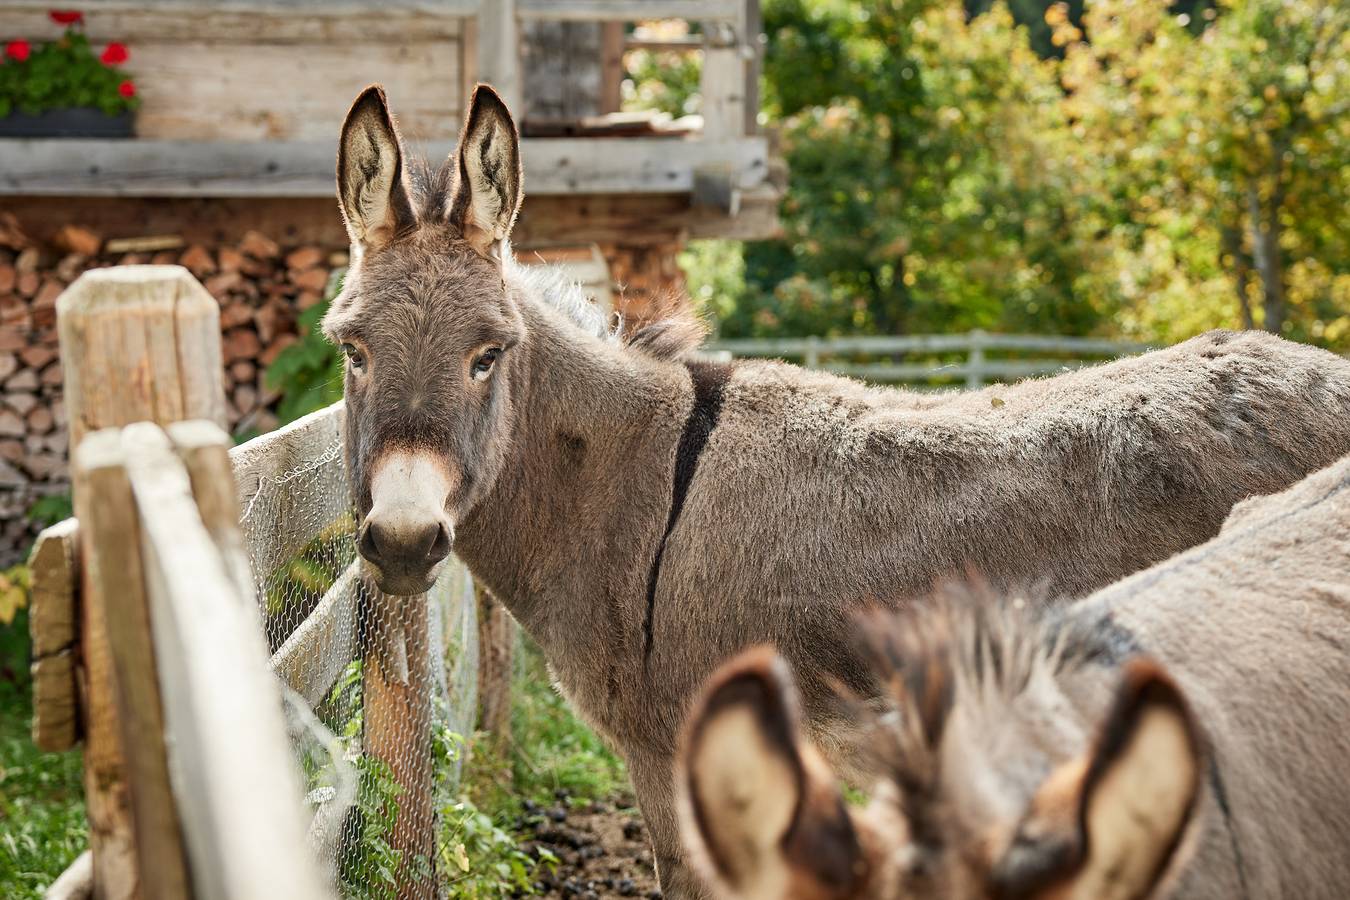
top-left (337, 85), bottom-right (415, 252)
top-left (448, 84), bottom-right (523, 257)
top-left (678, 648), bottom-right (867, 900)
top-left (993, 660), bottom-right (1202, 900)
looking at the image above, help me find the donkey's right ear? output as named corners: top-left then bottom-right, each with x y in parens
top-left (678, 648), bottom-right (867, 900)
top-left (994, 660), bottom-right (1202, 900)
top-left (337, 85), bottom-right (415, 252)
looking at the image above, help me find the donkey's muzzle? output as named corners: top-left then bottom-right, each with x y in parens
top-left (357, 515), bottom-right (452, 595)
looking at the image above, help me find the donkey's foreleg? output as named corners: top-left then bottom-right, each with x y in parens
top-left (628, 753), bottom-right (712, 900)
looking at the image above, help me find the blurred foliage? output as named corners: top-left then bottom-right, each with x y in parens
top-left (267, 270), bottom-right (346, 425)
top-left (0, 683), bottom-right (87, 900)
top-left (669, 0), bottom-right (1349, 351)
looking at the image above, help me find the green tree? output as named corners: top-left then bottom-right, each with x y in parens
top-left (1059, 0), bottom-right (1350, 347)
top-left (728, 0), bottom-right (1111, 338)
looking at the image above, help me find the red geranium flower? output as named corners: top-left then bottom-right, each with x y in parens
top-left (48, 10), bottom-right (84, 25)
top-left (118, 80), bottom-right (136, 98)
top-left (100, 42), bottom-right (128, 65)
top-left (4, 40), bottom-right (30, 62)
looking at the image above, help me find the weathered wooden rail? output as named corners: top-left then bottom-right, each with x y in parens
top-left (707, 330), bottom-right (1156, 389)
top-left (29, 266), bottom-right (478, 900)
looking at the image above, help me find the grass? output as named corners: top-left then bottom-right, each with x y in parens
top-left (0, 681), bottom-right (87, 899)
top-left (460, 635), bottom-right (631, 823)
top-left (0, 627), bottom-right (627, 900)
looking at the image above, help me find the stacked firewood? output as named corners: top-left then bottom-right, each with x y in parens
top-left (0, 221), bottom-right (344, 564)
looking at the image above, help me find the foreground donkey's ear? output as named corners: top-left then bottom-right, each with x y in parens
top-left (449, 84), bottom-right (523, 258)
top-left (995, 660), bottom-right (1202, 900)
top-left (337, 85), bottom-right (415, 252)
top-left (678, 648), bottom-right (866, 900)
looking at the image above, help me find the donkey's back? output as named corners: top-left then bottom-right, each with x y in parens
top-left (1082, 452), bottom-right (1350, 897)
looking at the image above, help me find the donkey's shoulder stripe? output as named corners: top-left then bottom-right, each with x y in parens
top-left (642, 361), bottom-right (732, 663)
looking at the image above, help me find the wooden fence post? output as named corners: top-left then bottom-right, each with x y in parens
top-left (362, 583), bottom-right (437, 900)
top-left (967, 329), bottom-right (986, 390)
top-left (56, 265), bottom-right (226, 899)
top-left (476, 585), bottom-right (515, 757)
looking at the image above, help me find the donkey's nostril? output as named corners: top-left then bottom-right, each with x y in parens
top-left (358, 521), bottom-right (384, 566)
top-left (427, 521), bottom-right (452, 564)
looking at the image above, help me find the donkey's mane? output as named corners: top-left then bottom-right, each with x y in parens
top-left (863, 586), bottom-right (1130, 824)
top-left (406, 155), bottom-right (707, 362)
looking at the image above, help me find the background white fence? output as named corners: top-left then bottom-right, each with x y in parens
top-left (706, 330), bottom-right (1155, 388)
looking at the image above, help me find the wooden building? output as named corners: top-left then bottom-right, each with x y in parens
top-left (0, 0), bottom-right (782, 561)
top-left (0, 0), bottom-right (781, 312)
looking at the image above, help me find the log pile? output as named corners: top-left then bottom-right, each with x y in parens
top-left (0, 216), bottom-right (686, 566)
top-left (0, 222), bottom-right (345, 565)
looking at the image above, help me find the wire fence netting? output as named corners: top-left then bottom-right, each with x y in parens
top-left (237, 416), bottom-right (480, 897)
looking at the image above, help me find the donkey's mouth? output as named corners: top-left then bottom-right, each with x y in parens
top-left (361, 557), bottom-right (448, 598)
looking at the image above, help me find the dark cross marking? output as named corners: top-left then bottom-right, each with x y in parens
top-left (642, 361), bottom-right (732, 663)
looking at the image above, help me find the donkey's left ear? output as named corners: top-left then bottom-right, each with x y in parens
top-left (449, 84), bottom-right (523, 258)
top-left (678, 648), bottom-right (867, 900)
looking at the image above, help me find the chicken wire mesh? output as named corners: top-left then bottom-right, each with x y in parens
top-left (236, 411), bottom-right (480, 898)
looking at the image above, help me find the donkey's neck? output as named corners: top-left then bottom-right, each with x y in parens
top-left (453, 287), bottom-right (692, 686)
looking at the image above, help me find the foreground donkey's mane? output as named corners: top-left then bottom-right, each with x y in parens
top-left (403, 154), bottom-right (707, 361)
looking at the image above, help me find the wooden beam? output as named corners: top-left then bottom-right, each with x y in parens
top-left (600, 22), bottom-right (626, 114)
top-left (0, 136), bottom-right (771, 197)
top-left (75, 431), bottom-right (191, 900)
top-left (121, 421), bottom-right (327, 900)
top-left (269, 559), bottom-right (360, 706)
top-left (477, 0), bottom-right (522, 112)
top-left (57, 264), bottom-right (227, 900)
top-left (518, 0), bottom-right (741, 21)
top-left (29, 518), bottom-right (79, 752)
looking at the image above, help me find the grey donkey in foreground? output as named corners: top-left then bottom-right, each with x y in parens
top-left (324, 81), bottom-right (1350, 895)
top-left (680, 452), bottom-right (1350, 900)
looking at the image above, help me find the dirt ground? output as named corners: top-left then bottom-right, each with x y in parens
top-left (516, 794), bottom-right (663, 899)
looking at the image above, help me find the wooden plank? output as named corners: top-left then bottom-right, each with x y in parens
top-left (28, 519), bottom-right (78, 657)
top-left (523, 20), bottom-right (603, 122)
top-left (0, 136), bottom-right (771, 197)
top-left (229, 400), bottom-right (349, 582)
top-left (475, 586), bottom-right (515, 756)
top-left (269, 560), bottom-right (360, 706)
top-left (518, 0), bottom-right (741, 21)
top-left (57, 263), bottom-right (228, 900)
top-left (478, 0), bottom-right (522, 112)
top-left (29, 519), bottom-right (79, 752)
top-left (43, 850), bottom-right (92, 900)
top-left (8, 188), bottom-right (783, 248)
top-left (75, 430), bottom-right (191, 900)
top-left (0, 3), bottom-right (471, 41)
top-left (600, 22), bottom-right (625, 114)
top-left (129, 40), bottom-right (459, 141)
top-left (121, 422), bottom-right (328, 900)
top-left (58, 265), bottom-right (226, 447)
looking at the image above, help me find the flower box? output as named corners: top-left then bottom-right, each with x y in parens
top-left (1, 10), bottom-right (138, 139)
top-left (0, 106), bottom-right (133, 138)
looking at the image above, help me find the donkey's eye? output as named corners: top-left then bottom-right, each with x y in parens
top-left (342, 343), bottom-right (367, 372)
top-left (471, 347), bottom-right (502, 381)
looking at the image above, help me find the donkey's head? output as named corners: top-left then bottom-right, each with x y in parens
top-left (678, 627), bottom-right (1204, 900)
top-left (324, 84), bottom-right (526, 595)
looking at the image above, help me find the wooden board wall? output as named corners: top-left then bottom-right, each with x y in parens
top-left (4, 7), bottom-right (464, 141)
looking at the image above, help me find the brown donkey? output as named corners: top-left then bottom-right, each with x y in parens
top-left (680, 453), bottom-right (1350, 900)
top-left (325, 82), bottom-right (1350, 895)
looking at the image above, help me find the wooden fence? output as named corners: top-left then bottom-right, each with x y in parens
top-left (706, 330), bottom-right (1155, 388)
top-left (29, 266), bottom-right (480, 900)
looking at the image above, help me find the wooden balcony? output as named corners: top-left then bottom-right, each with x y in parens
top-left (0, 0), bottom-right (778, 238)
